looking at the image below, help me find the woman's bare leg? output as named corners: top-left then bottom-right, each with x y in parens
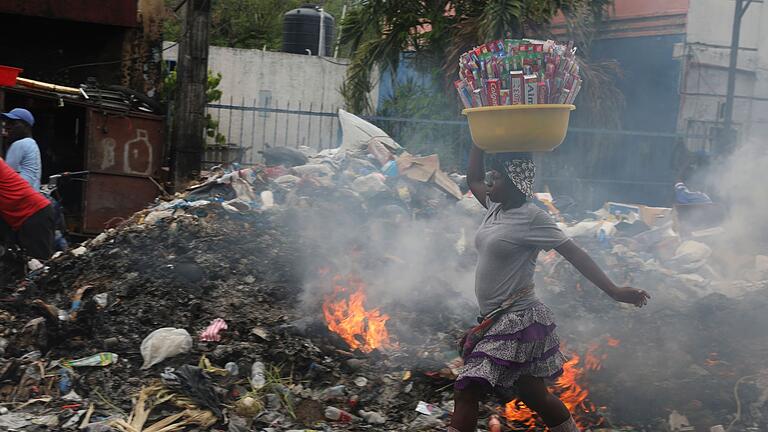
top-left (515, 375), bottom-right (572, 427)
top-left (450, 383), bottom-right (485, 432)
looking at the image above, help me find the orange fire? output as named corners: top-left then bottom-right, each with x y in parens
top-left (585, 342), bottom-right (606, 371)
top-left (505, 353), bottom-right (595, 429)
top-left (322, 274), bottom-right (392, 353)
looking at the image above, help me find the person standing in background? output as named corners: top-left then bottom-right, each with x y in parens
top-left (0, 157), bottom-right (54, 260)
top-left (2, 108), bottom-right (41, 190)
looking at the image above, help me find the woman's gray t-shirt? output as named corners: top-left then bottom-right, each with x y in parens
top-left (474, 201), bottom-right (569, 316)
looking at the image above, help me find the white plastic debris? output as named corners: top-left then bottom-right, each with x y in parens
top-left (260, 190), bottom-right (275, 209)
top-left (93, 293), bottom-right (109, 308)
top-left (140, 328), bottom-right (192, 369)
top-left (415, 401), bottom-right (439, 416)
top-left (62, 390), bottom-right (83, 402)
top-left (70, 246), bottom-right (88, 256)
top-left (27, 259), bottom-right (44, 271)
top-left (90, 231), bottom-right (110, 247)
top-left (338, 108), bottom-right (401, 155)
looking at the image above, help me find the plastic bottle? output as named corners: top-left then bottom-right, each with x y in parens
top-left (321, 384), bottom-right (346, 400)
top-left (250, 360), bottom-right (266, 389)
top-left (59, 368), bottom-right (72, 393)
top-left (324, 406), bottom-right (355, 422)
top-left (225, 362), bottom-right (239, 377)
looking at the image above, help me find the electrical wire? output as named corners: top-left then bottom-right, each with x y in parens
top-left (55, 42), bottom-right (181, 75)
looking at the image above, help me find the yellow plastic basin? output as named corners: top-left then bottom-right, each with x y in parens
top-left (462, 104), bottom-right (576, 153)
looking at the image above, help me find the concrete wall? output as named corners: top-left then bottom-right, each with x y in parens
top-left (680, 0), bottom-right (768, 149)
top-left (164, 44), bottom-right (378, 162)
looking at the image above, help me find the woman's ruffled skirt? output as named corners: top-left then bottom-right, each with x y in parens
top-left (455, 302), bottom-right (566, 393)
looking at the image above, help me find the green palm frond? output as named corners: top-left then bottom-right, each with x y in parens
top-left (479, 0), bottom-right (525, 40)
top-left (343, 0), bottom-right (621, 121)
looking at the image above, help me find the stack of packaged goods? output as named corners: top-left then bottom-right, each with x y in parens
top-left (455, 39), bottom-right (582, 108)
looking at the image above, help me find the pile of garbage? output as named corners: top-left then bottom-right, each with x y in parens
top-left (539, 198), bottom-right (768, 303)
top-left (0, 109), bottom-right (767, 431)
top-left (533, 197), bottom-right (768, 431)
top-left (0, 110), bottom-right (481, 431)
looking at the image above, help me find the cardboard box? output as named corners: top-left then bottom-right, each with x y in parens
top-left (638, 205), bottom-right (672, 227)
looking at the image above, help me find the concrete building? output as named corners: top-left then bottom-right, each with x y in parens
top-left (678, 0), bottom-right (768, 150)
top-left (164, 44), bottom-right (378, 163)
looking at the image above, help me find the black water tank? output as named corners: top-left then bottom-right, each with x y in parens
top-left (283, 4), bottom-right (335, 56)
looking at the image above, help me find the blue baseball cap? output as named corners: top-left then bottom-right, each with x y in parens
top-left (1, 108), bottom-right (34, 126)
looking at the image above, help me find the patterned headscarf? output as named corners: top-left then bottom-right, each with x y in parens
top-left (494, 153), bottom-right (535, 198)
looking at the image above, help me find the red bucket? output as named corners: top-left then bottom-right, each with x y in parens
top-left (0, 66), bottom-right (23, 87)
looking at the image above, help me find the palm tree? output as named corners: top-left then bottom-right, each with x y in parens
top-left (340, 0), bottom-right (620, 127)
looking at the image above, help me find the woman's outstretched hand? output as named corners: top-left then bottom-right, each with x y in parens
top-left (610, 286), bottom-right (650, 307)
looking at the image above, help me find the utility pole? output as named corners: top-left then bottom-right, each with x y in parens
top-left (721, 0), bottom-right (754, 153)
top-left (172, 0), bottom-right (211, 189)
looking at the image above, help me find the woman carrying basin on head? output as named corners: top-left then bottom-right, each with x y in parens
top-left (448, 145), bottom-right (650, 432)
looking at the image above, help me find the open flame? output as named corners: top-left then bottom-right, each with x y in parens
top-left (505, 352), bottom-right (594, 430)
top-left (504, 338), bottom-right (620, 430)
top-left (322, 273), bottom-right (392, 353)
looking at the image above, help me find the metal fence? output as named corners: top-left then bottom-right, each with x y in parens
top-left (204, 98), bottom-right (708, 209)
top-left (204, 97), bottom-right (343, 166)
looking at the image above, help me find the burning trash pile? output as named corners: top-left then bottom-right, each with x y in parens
top-left (532, 196), bottom-right (768, 431)
top-left (0, 108), bottom-right (767, 431)
top-left (0, 109), bottom-right (477, 432)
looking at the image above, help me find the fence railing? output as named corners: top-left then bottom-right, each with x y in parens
top-left (204, 97), bottom-right (343, 167)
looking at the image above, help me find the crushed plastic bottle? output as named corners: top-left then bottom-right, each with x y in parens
top-left (250, 360), bottom-right (266, 389)
top-left (324, 406), bottom-right (357, 422)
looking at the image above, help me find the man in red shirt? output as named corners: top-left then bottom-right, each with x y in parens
top-left (0, 157), bottom-right (54, 260)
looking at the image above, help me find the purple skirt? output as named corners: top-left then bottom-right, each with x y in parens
top-left (454, 302), bottom-right (566, 393)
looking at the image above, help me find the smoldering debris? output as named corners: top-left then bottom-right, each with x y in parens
top-left (0, 114), bottom-right (767, 431)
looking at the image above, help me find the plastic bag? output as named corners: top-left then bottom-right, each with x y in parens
top-left (338, 109), bottom-right (401, 155)
top-left (140, 328), bottom-right (192, 370)
top-left (161, 365), bottom-right (221, 416)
